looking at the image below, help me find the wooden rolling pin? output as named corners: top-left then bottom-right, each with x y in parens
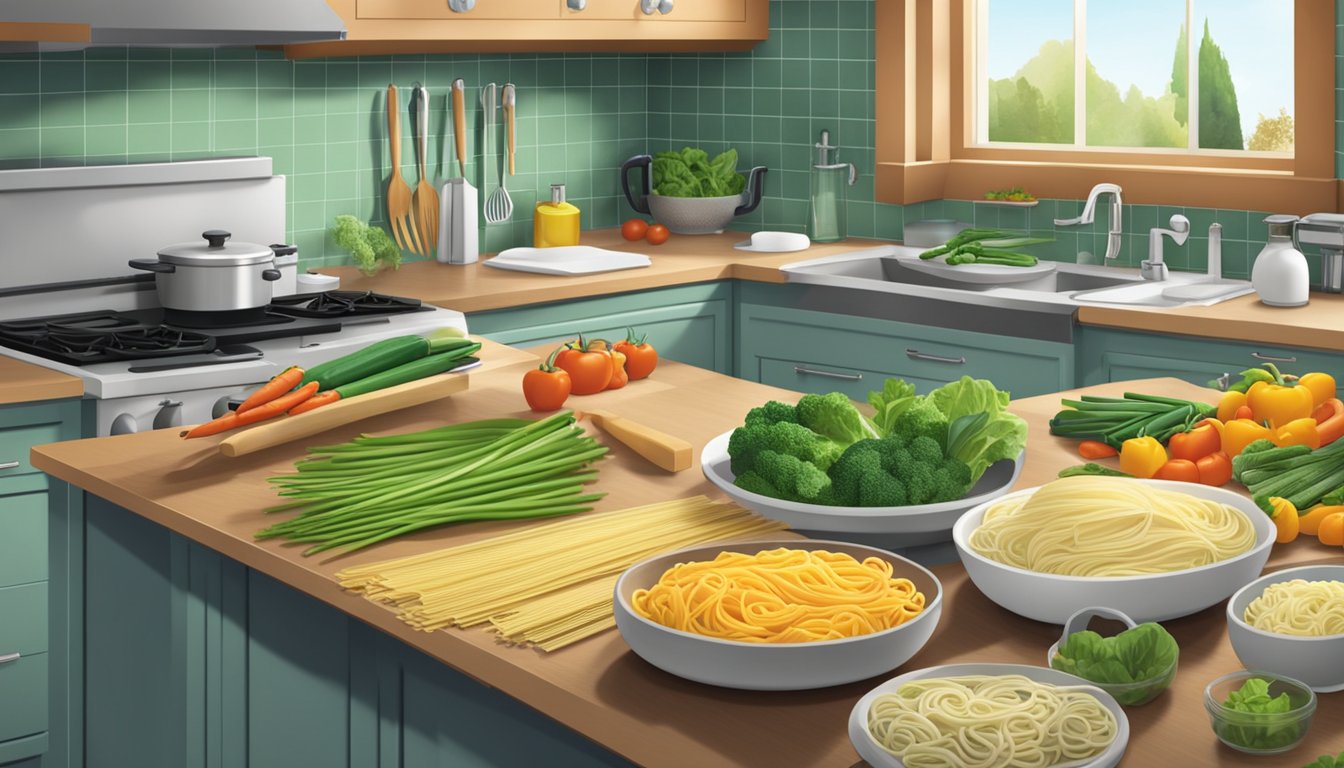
top-left (579, 409), bottom-right (693, 472)
top-left (218, 373), bottom-right (470, 457)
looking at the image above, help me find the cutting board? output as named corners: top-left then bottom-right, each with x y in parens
top-left (483, 246), bottom-right (651, 276)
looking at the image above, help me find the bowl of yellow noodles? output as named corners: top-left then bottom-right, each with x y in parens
top-left (952, 477), bottom-right (1273, 624)
top-left (613, 539), bottom-right (942, 690)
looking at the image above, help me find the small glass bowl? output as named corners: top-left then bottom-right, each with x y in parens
top-left (1204, 671), bottom-right (1316, 755)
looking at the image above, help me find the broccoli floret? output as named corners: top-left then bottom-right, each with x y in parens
top-left (871, 434), bottom-right (909, 471)
top-left (796, 392), bottom-right (879, 447)
top-left (744, 400), bottom-right (798, 428)
top-left (902, 463), bottom-right (936, 505)
top-left (752, 450), bottom-right (833, 503)
top-left (858, 471), bottom-right (908, 507)
top-left (728, 421), bottom-right (842, 475)
top-left (908, 435), bottom-right (944, 466)
top-left (733, 471), bottom-right (782, 499)
top-left (888, 399), bottom-right (949, 449)
top-left (829, 441), bottom-right (884, 504)
top-left (928, 458), bottom-right (974, 503)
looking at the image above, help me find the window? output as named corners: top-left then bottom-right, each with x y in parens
top-left (976, 0), bottom-right (1294, 154)
top-left (873, 0), bottom-right (1334, 211)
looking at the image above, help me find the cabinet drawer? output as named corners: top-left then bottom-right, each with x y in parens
top-left (580, 0), bottom-right (746, 21)
top-left (0, 583), bottom-right (47, 656)
top-left (0, 422), bottom-right (63, 480)
top-left (758, 358), bottom-right (912, 401)
top-left (357, 0), bottom-right (556, 20)
top-left (0, 490), bottom-right (45, 588)
top-left (0, 652), bottom-right (47, 745)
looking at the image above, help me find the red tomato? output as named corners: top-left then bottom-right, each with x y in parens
top-left (645, 223), bottom-right (670, 245)
top-left (621, 219), bottom-right (649, 241)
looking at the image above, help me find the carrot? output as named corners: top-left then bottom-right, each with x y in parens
top-left (236, 366), bottom-right (304, 415)
top-left (1078, 440), bottom-right (1118, 459)
top-left (181, 382), bottom-right (319, 439)
top-left (1314, 398), bottom-right (1344, 446)
top-left (287, 390), bottom-right (341, 417)
top-left (181, 411), bottom-right (242, 439)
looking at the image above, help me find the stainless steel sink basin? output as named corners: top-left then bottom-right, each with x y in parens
top-left (791, 250), bottom-right (1143, 294)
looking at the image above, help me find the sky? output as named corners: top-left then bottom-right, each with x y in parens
top-left (985, 0), bottom-right (1293, 143)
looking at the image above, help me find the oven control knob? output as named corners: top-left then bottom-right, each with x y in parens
top-left (152, 399), bottom-right (184, 431)
top-left (110, 413), bottom-right (138, 435)
top-left (213, 395), bottom-right (241, 419)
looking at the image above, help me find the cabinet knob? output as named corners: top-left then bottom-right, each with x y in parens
top-left (641, 0), bottom-right (673, 14)
top-left (447, 0), bottom-right (475, 12)
top-left (567, 0), bottom-right (586, 9)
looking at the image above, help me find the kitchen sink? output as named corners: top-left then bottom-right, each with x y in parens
top-left (796, 252), bottom-right (1144, 294)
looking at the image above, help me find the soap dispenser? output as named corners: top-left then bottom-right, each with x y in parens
top-left (1251, 214), bottom-right (1309, 307)
top-left (808, 130), bottom-right (856, 243)
top-left (534, 183), bottom-right (581, 248)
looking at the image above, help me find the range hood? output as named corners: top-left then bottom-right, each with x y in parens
top-left (2, 0), bottom-right (346, 47)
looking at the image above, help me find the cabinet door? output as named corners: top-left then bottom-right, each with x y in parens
top-left (580, 0), bottom-right (747, 21)
top-left (0, 488), bottom-right (46, 588)
top-left (356, 0), bottom-right (556, 20)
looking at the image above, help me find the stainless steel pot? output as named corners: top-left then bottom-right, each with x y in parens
top-left (129, 230), bottom-right (283, 314)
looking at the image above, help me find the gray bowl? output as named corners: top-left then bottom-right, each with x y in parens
top-left (1227, 565), bottom-right (1344, 692)
top-left (613, 539), bottom-right (942, 690)
top-left (646, 193), bottom-right (745, 235)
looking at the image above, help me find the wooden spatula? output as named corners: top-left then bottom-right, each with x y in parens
top-left (579, 409), bottom-right (692, 472)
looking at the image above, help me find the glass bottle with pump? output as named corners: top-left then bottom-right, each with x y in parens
top-left (534, 183), bottom-right (581, 248)
top-left (808, 130), bottom-right (856, 243)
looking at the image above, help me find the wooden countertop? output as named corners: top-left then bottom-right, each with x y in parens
top-left (0, 355), bottom-right (83, 406)
top-left (30, 343), bottom-right (1344, 767)
top-left (316, 230), bottom-right (887, 313)
top-left (1078, 292), bottom-right (1344, 352)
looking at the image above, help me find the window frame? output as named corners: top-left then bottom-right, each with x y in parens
top-left (874, 0), bottom-right (1337, 211)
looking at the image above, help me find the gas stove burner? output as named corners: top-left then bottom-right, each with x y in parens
top-left (269, 290), bottom-right (424, 318)
top-left (0, 311), bottom-right (217, 364)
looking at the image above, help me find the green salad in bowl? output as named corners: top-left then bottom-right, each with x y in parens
top-left (1048, 608), bottom-right (1179, 707)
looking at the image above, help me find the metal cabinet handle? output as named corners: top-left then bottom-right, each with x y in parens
top-left (0, 461), bottom-right (18, 471)
top-left (793, 366), bottom-right (862, 382)
top-left (641, 0), bottom-right (673, 14)
top-left (567, 0), bottom-right (586, 9)
top-left (0, 652), bottom-right (19, 664)
top-left (906, 348), bottom-right (966, 365)
top-left (448, 0), bottom-right (475, 12)
top-left (1250, 351), bottom-right (1297, 363)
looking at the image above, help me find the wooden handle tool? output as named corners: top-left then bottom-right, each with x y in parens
top-left (218, 374), bottom-right (469, 458)
top-left (451, 78), bottom-right (467, 178)
top-left (580, 409), bottom-right (692, 472)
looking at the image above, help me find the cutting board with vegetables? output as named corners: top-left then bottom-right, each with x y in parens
top-left (483, 246), bottom-right (652, 276)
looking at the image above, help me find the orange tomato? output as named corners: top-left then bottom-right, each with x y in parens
top-left (555, 338), bottom-right (612, 395)
top-left (645, 223), bottom-right (670, 245)
top-left (1195, 451), bottom-right (1233, 486)
top-left (522, 347), bottom-right (572, 411)
top-left (615, 328), bottom-right (658, 381)
top-left (1318, 513), bottom-right (1344, 547)
top-left (621, 218), bottom-right (649, 241)
top-left (1154, 459), bottom-right (1200, 483)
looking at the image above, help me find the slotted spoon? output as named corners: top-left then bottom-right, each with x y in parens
top-left (385, 84), bottom-right (423, 254)
top-left (411, 84), bottom-right (439, 256)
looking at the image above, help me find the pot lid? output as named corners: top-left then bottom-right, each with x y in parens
top-left (158, 230), bottom-right (277, 266)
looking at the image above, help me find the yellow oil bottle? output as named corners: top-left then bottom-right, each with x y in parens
top-left (533, 183), bottom-right (581, 248)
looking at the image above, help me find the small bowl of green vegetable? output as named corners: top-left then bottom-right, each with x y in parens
top-left (1047, 607), bottom-right (1178, 707)
top-left (1204, 671), bottom-right (1316, 755)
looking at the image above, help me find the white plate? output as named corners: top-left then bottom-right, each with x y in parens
top-left (898, 254), bottom-right (1057, 284)
top-left (849, 663), bottom-right (1129, 768)
top-left (483, 246), bottom-right (651, 276)
top-left (700, 430), bottom-right (1023, 536)
top-left (734, 231), bottom-right (812, 253)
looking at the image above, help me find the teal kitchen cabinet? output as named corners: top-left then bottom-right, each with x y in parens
top-left (0, 399), bottom-right (82, 768)
top-left (74, 495), bottom-right (633, 768)
top-left (467, 282), bottom-right (733, 374)
top-left (1076, 327), bottom-right (1344, 395)
top-left (737, 299), bottom-right (1075, 401)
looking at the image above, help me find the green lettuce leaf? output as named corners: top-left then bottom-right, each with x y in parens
top-left (925, 376), bottom-right (1028, 483)
top-left (651, 146), bottom-right (746, 198)
top-left (867, 378), bottom-right (921, 437)
top-left (1051, 623), bottom-right (1178, 687)
top-left (1303, 751), bottom-right (1344, 768)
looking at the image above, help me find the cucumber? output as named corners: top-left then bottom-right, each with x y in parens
top-left (334, 344), bottom-right (481, 399)
top-left (301, 335), bottom-right (475, 392)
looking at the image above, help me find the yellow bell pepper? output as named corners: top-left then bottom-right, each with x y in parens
top-left (1246, 382), bottom-right (1314, 428)
top-left (1272, 417), bottom-right (1321, 450)
top-left (1298, 372), bottom-right (1337, 407)
top-left (1267, 497), bottom-right (1300, 544)
top-left (1222, 418), bottom-right (1275, 458)
top-left (1217, 391), bottom-right (1248, 423)
top-left (1119, 436), bottom-right (1167, 479)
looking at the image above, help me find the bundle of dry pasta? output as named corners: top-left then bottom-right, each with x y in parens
top-left (336, 496), bottom-right (788, 651)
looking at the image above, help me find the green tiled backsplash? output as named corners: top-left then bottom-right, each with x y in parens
top-left (0, 0), bottom-right (1338, 278)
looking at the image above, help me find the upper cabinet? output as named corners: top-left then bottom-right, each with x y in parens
top-left (282, 0), bottom-right (767, 57)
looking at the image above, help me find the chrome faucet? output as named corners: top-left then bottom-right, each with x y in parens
top-left (1055, 183), bottom-right (1123, 260)
top-left (1143, 214), bottom-right (1190, 281)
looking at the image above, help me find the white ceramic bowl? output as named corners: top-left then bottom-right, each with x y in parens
top-left (848, 663), bottom-right (1130, 768)
top-left (701, 430), bottom-right (1024, 542)
top-left (1226, 564), bottom-right (1344, 693)
top-left (952, 480), bottom-right (1275, 624)
top-left (613, 539), bottom-right (942, 691)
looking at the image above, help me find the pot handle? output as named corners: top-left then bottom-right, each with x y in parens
top-left (734, 166), bottom-right (768, 216)
top-left (262, 269), bottom-right (282, 281)
top-left (620, 154), bottom-right (653, 215)
top-left (128, 259), bottom-right (175, 274)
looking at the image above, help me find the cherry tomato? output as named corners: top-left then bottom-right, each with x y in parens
top-left (614, 328), bottom-right (658, 380)
top-left (555, 337), bottom-right (612, 395)
top-left (621, 218), bottom-right (649, 241)
top-left (522, 348), bottom-right (572, 411)
top-left (645, 223), bottom-right (670, 245)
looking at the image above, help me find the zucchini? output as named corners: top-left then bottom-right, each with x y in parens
top-left (301, 334), bottom-right (475, 392)
top-left (334, 344), bottom-right (482, 399)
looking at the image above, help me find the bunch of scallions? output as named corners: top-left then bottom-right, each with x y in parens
top-left (257, 411), bottom-right (608, 555)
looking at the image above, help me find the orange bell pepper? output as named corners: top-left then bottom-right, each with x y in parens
top-left (1318, 513), bottom-right (1344, 547)
top-left (1217, 391), bottom-right (1248, 423)
top-left (1247, 381), bottom-right (1315, 428)
top-left (1272, 417), bottom-right (1321, 450)
top-left (1222, 419), bottom-right (1275, 458)
top-left (1314, 398), bottom-right (1344, 446)
top-left (1119, 436), bottom-right (1167, 479)
top-left (1266, 497), bottom-right (1301, 544)
top-left (1299, 504), bottom-right (1344, 536)
top-left (1169, 422), bottom-right (1222, 461)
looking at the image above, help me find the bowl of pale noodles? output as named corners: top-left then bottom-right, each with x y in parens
top-left (613, 539), bottom-right (942, 690)
top-left (1226, 564), bottom-right (1344, 692)
top-left (951, 476), bottom-right (1274, 624)
top-left (848, 663), bottom-right (1129, 768)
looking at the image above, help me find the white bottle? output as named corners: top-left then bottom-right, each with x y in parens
top-left (1251, 215), bottom-right (1310, 307)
